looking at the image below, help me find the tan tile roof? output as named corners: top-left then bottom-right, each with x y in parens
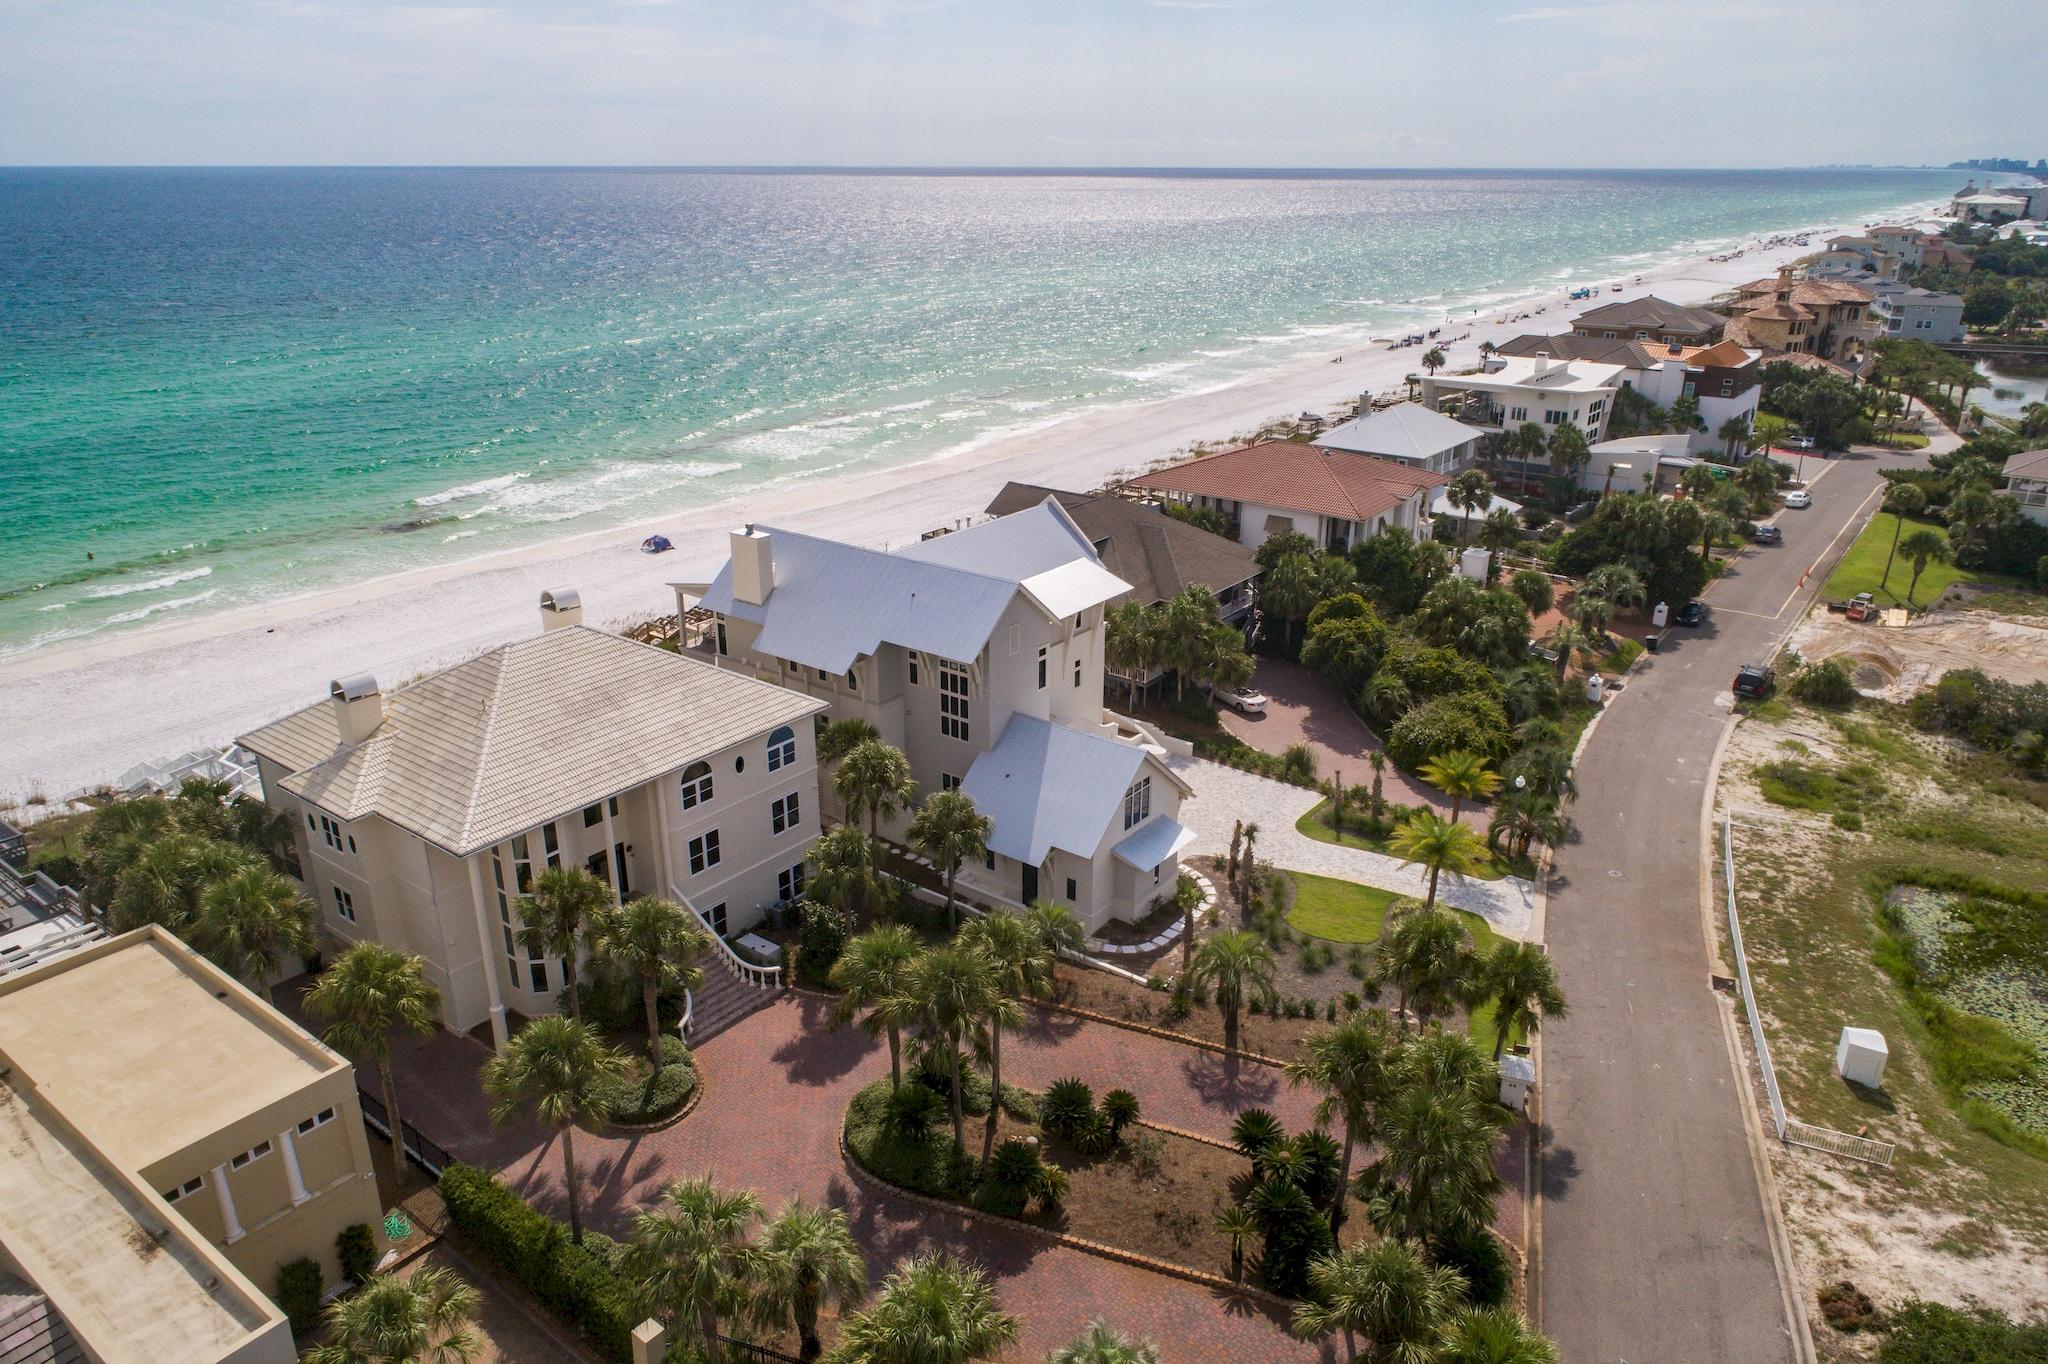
top-left (1735, 278), bottom-right (1873, 307)
top-left (1764, 351), bottom-right (1859, 379)
top-left (1131, 441), bottom-right (1446, 525)
top-left (2004, 448), bottom-right (2048, 481)
top-left (1686, 339), bottom-right (1754, 368)
top-left (240, 627), bottom-right (823, 855)
top-left (1568, 295), bottom-right (1724, 335)
top-left (1744, 301), bottom-right (1814, 322)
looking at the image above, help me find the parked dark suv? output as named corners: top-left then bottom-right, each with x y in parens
top-left (1676, 600), bottom-right (1706, 627)
top-left (1733, 663), bottom-right (1775, 698)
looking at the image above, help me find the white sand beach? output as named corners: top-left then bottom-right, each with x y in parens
top-left (1, 207), bottom-right (1944, 801)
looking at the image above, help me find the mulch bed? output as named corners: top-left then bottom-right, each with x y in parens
top-left (1050, 960), bottom-right (1319, 1064)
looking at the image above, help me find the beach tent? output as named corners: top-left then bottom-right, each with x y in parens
top-left (641, 535), bottom-right (674, 554)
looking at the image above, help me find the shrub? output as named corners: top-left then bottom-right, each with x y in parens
top-left (1386, 691), bottom-right (1512, 770)
top-left (1789, 658), bottom-right (1858, 708)
top-left (1818, 1280), bottom-right (1880, 1333)
top-left (845, 1080), bottom-right (978, 1200)
top-left (1280, 743), bottom-right (1318, 784)
top-left (274, 1257), bottom-right (323, 1335)
top-left (1248, 1178), bottom-right (1334, 1297)
top-left (1073, 1110), bottom-right (1118, 1156)
top-left (976, 1139), bottom-right (1046, 1216)
top-left (336, 1222), bottom-right (378, 1284)
top-left (589, 1035), bottom-right (695, 1124)
top-left (438, 1164), bottom-right (639, 1361)
top-left (1099, 1088), bottom-right (1141, 1137)
top-left (1039, 1078), bottom-right (1095, 1139)
top-left (884, 1082), bottom-right (946, 1142)
top-left (1431, 1223), bottom-right (1512, 1308)
top-left (1230, 1108), bottom-right (1285, 1173)
top-left (1034, 1162), bottom-right (1071, 1213)
top-left (1287, 1129), bottom-right (1343, 1210)
top-left (797, 900), bottom-right (848, 979)
top-left (1875, 1300), bottom-right (2048, 1361)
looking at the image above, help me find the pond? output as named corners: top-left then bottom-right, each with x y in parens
top-left (1976, 356), bottom-right (2048, 418)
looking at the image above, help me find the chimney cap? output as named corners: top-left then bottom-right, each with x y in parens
top-left (541, 588), bottom-right (581, 612)
top-left (330, 674), bottom-right (379, 702)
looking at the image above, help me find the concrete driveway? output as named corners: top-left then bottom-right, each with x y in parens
top-left (1218, 660), bottom-right (1454, 814)
top-left (1536, 434), bottom-right (1939, 1361)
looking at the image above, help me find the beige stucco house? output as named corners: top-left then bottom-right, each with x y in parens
top-left (240, 596), bottom-right (824, 1050)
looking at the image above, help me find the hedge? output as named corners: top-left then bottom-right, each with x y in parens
top-left (438, 1163), bottom-right (639, 1361)
top-left (591, 1035), bottom-right (695, 1125)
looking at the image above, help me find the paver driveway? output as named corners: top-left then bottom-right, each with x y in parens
top-left (1169, 756), bottom-right (1537, 940)
top-left (1219, 659), bottom-right (1454, 814)
top-left (373, 994), bottom-right (1334, 1363)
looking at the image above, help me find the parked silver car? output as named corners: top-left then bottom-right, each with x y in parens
top-left (1217, 684), bottom-right (1268, 715)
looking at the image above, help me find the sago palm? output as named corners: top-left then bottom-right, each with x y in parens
top-left (626, 1176), bottom-right (765, 1364)
top-left (514, 863), bottom-right (612, 1024)
top-left (1442, 1307), bottom-right (1561, 1364)
top-left (830, 925), bottom-right (922, 1090)
top-left (304, 1266), bottom-right (481, 1364)
top-left (824, 1254), bottom-right (1018, 1364)
top-left (1050, 1320), bottom-right (1160, 1364)
top-left (753, 1201), bottom-right (867, 1362)
top-left (907, 790), bottom-right (991, 930)
top-left (195, 863), bottom-right (313, 1002)
top-left (1186, 930), bottom-right (1278, 1057)
top-left (587, 896), bottom-right (710, 1075)
top-left (481, 1015), bottom-right (626, 1244)
top-left (306, 942), bottom-right (441, 1171)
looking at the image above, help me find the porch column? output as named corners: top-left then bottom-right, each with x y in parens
top-left (464, 852), bottom-right (510, 1053)
top-left (599, 799), bottom-right (623, 907)
top-left (211, 1164), bottom-right (245, 1243)
top-left (278, 1128), bottom-right (311, 1205)
top-left (654, 775), bottom-right (682, 897)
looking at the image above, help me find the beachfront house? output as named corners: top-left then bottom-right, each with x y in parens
top-left (1129, 439), bottom-right (1445, 554)
top-left (1416, 354), bottom-right (1623, 481)
top-left (1867, 283), bottom-right (1966, 344)
top-left (238, 595), bottom-right (824, 1050)
top-left (1567, 295), bottom-right (1725, 347)
top-left (673, 499), bottom-right (1196, 934)
top-left (1312, 400), bottom-right (1486, 476)
top-left (1725, 268), bottom-right (1875, 367)
top-left (2003, 448), bottom-right (2048, 527)
top-left (1493, 334), bottom-right (1760, 457)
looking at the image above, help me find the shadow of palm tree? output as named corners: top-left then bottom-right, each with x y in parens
top-left (1178, 1049), bottom-right (1282, 1116)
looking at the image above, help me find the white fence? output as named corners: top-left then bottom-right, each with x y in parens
top-left (1722, 815), bottom-right (1895, 1168)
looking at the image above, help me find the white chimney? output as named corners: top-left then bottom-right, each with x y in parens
top-left (540, 587), bottom-right (583, 632)
top-left (328, 675), bottom-right (384, 747)
top-left (730, 525), bottom-right (774, 607)
top-left (1533, 350), bottom-right (1556, 378)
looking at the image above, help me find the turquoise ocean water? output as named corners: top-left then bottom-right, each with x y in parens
top-left (0, 167), bottom-right (1953, 657)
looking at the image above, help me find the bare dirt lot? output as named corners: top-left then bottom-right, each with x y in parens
top-left (1790, 606), bottom-right (2048, 702)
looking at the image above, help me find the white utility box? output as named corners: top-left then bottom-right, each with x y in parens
top-left (1835, 1026), bottom-right (1889, 1088)
top-left (1457, 546), bottom-right (1492, 582)
top-left (1498, 1053), bottom-right (1535, 1112)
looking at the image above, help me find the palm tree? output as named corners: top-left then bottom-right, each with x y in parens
top-left (194, 864), bottom-right (312, 1002)
top-left (1446, 470), bottom-right (1493, 547)
top-left (1581, 562), bottom-right (1646, 618)
top-left (1260, 554), bottom-right (1321, 649)
top-left (1477, 940), bottom-right (1568, 1061)
top-left (900, 944), bottom-right (998, 1153)
top-left (111, 833), bottom-right (241, 934)
top-left (1751, 411), bottom-right (1788, 458)
top-left (1506, 569), bottom-right (1553, 620)
top-left (1442, 1308), bottom-right (1561, 1364)
top-left (304, 1266), bottom-right (481, 1364)
top-left (1485, 790), bottom-right (1565, 862)
top-left (1022, 899), bottom-right (1085, 957)
top-left (1477, 507), bottom-right (1521, 583)
top-left (587, 896), bottom-right (710, 1075)
top-left (1899, 527), bottom-right (1951, 608)
top-left (1050, 1321), bottom-right (1161, 1364)
top-left (959, 911), bottom-right (1051, 1162)
top-left (515, 863), bottom-right (612, 1024)
top-left (835, 739), bottom-right (916, 842)
top-left (810, 824), bottom-right (891, 927)
top-left (908, 790), bottom-right (992, 930)
top-left (753, 1201), bottom-right (867, 1361)
top-left (1173, 873), bottom-right (1205, 977)
top-left (1422, 346), bottom-right (1446, 376)
top-left (1186, 930), bottom-right (1278, 1057)
top-left (824, 1254), bottom-right (1018, 1364)
top-left (1878, 483), bottom-right (1928, 591)
top-left (1372, 906), bottom-right (1476, 1031)
top-left (1717, 414), bottom-right (1753, 461)
top-left (1291, 1240), bottom-right (1463, 1364)
top-left (481, 1015), bottom-right (626, 1245)
top-left (1192, 621), bottom-right (1256, 704)
top-left (306, 942), bottom-right (441, 1174)
top-left (1388, 812), bottom-right (1485, 910)
top-left (1416, 752), bottom-right (1501, 827)
top-left (1215, 1204), bottom-right (1260, 1282)
top-left (1284, 1012), bottom-right (1404, 1231)
top-left (1236, 821), bottom-right (1260, 907)
top-left (831, 925), bottom-right (921, 1090)
top-left (1547, 422), bottom-right (1589, 486)
top-left (1363, 1050), bottom-right (1507, 1244)
top-left (626, 1177), bottom-right (765, 1364)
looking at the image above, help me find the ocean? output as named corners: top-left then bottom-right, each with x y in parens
top-left (0, 166), bottom-right (1952, 657)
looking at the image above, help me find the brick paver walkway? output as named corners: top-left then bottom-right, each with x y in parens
top-left (358, 994), bottom-right (1337, 1362)
top-left (1168, 756), bottom-right (1537, 941)
top-left (1219, 660), bottom-right (1452, 814)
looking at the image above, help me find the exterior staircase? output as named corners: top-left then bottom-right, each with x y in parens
top-left (0, 1282), bottom-right (84, 1364)
top-left (683, 962), bottom-right (784, 1045)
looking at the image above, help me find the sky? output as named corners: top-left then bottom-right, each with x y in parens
top-left (3, 0), bottom-right (2045, 169)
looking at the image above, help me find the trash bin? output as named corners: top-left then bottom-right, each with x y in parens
top-left (1646, 631), bottom-right (1662, 653)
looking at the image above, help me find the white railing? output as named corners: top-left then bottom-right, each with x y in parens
top-left (0, 920), bottom-right (108, 978)
top-left (678, 986), bottom-right (694, 1039)
top-left (1723, 816), bottom-right (1895, 1168)
top-left (669, 883), bottom-right (781, 989)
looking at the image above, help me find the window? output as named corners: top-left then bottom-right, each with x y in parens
top-left (771, 792), bottom-right (800, 836)
top-left (511, 832), bottom-right (535, 893)
top-left (941, 773), bottom-right (961, 792)
top-left (541, 822), bottom-right (561, 869)
top-left (845, 667), bottom-right (859, 693)
top-left (332, 886), bottom-right (355, 922)
top-left (778, 862), bottom-right (806, 903)
top-left (767, 725), bottom-right (797, 771)
top-left (1073, 660), bottom-right (1083, 688)
top-left (679, 761), bottom-right (714, 809)
top-left (689, 830), bottom-right (722, 874)
top-left (1037, 646), bottom-right (1047, 690)
top-left (529, 960), bottom-right (549, 993)
top-left (708, 902), bottom-right (728, 936)
top-left (316, 814), bottom-right (346, 852)
top-left (230, 1140), bottom-right (272, 1170)
top-left (715, 621), bottom-right (727, 656)
top-left (1122, 776), bottom-right (1152, 831)
top-left (583, 803), bottom-right (603, 827)
top-left (1066, 877), bottom-right (1078, 901)
top-left (1545, 409), bottom-right (1569, 425)
top-left (908, 654), bottom-right (921, 686)
top-left (984, 850), bottom-right (996, 870)
top-left (163, 1176), bottom-right (204, 1204)
top-left (297, 1108), bottom-right (337, 1136)
top-left (1508, 406), bottom-right (1528, 423)
top-left (938, 659), bottom-right (970, 741)
top-left (1073, 614), bottom-right (1086, 634)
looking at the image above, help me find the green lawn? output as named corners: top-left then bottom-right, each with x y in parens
top-left (1592, 636), bottom-right (1644, 675)
top-left (1294, 800), bottom-right (1514, 880)
top-left (1819, 513), bottom-right (2007, 608)
top-left (1282, 869), bottom-right (1516, 1055)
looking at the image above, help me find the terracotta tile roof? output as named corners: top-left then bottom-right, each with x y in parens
top-left (1765, 352), bottom-right (1859, 380)
top-left (1132, 441), bottom-right (1446, 524)
top-left (1744, 301), bottom-right (1814, 322)
top-left (1686, 339), bottom-right (1755, 367)
top-left (1734, 278), bottom-right (1873, 307)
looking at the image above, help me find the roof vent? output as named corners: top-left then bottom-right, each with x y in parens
top-left (540, 588), bottom-right (583, 632)
top-left (328, 675), bottom-right (384, 746)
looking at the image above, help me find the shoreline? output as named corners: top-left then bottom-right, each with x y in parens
top-left (1, 196), bottom-right (1948, 799)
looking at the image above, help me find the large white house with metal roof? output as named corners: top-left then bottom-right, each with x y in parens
top-left (239, 592), bottom-right (824, 1048)
top-left (676, 498), bottom-right (1195, 932)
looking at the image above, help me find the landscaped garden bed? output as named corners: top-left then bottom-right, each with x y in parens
top-left (1294, 797), bottom-right (1536, 880)
top-left (592, 1034), bottom-right (696, 1126)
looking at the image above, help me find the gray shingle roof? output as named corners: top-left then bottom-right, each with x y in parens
top-left (238, 627), bottom-right (823, 855)
top-left (1568, 295), bottom-right (1725, 336)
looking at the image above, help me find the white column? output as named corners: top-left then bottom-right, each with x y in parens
top-left (465, 852), bottom-right (511, 1053)
top-left (599, 799), bottom-right (623, 907)
top-left (211, 1164), bottom-right (245, 1242)
top-left (655, 776), bottom-right (683, 897)
top-left (278, 1128), bottom-right (311, 1205)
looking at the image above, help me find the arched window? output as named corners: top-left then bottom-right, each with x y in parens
top-left (679, 761), bottom-right (714, 809)
top-left (767, 725), bottom-right (797, 771)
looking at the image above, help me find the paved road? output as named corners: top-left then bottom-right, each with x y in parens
top-left (1538, 439), bottom-right (1938, 1362)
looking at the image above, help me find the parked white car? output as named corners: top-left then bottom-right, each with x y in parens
top-left (1217, 685), bottom-right (1268, 715)
top-left (1783, 490), bottom-right (1812, 509)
